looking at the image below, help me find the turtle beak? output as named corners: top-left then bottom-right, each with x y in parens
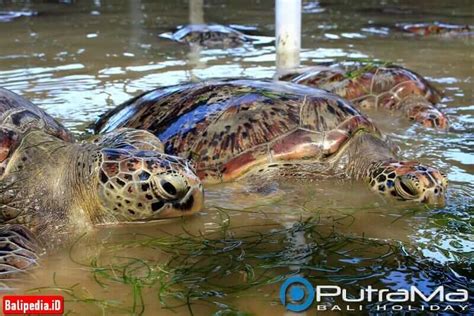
top-left (154, 182), bottom-right (204, 218)
top-left (421, 185), bottom-right (446, 207)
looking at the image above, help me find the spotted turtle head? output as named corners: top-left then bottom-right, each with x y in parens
top-left (399, 96), bottom-right (449, 129)
top-left (368, 161), bottom-right (448, 205)
top-left (93, 130), bottom-right (203, 221)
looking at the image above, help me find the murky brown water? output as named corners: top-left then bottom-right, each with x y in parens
top-left (0, 0), bottom-right (473, 315)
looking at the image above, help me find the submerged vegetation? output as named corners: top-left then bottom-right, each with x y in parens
top-left (25, 204), bottom-right (473, 315)
top-left (343, 60), bottom-right (393, 79)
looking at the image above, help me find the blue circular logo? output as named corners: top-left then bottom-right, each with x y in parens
top-left (279, 276), bottom-right (315, 312)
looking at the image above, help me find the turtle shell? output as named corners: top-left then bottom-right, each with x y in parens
top-left (161, 24), bottom-right (249, 47)
top-left (0, 10), bottom-right (36, 22)
top-left (395, 22), bottom-right (471, 36)
top-left (284, 63), bottom-right (443, 110)
top-left (94, 80), bottom-right (381, 183)
top-left (0, 88), bottom-right (73, 176)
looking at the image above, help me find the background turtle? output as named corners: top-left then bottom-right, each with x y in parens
top-left (159, 24), bottom-right (253, 48)
top-left (94, 79), bottom-right (447, 208)
top-left (0, 88), bottom-right (203, 276)
top-left (280, 63), bottom-right (449, 129)
top-left (0, 10), bottom-right (36, 23)
top-left (395, 22), bottom-right (472, 37)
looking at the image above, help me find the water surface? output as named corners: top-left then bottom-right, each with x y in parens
top-left (0, 0), bottom-right (472, 314)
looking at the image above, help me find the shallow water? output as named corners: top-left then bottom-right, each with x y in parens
top-left (0, 0), bottom-right (473, 315)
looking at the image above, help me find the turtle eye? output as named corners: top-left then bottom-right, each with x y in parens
top-left (395, 177), bottom-right (419, 199)
top-left (400, 181), bottom-right (415, 195)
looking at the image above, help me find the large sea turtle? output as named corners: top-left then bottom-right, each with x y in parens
top-left (280, 63), bottom-right (449, 129)
top-left (0, 88), bottom-right (203, 275)
top-left (94, 80), bottom-right (447, 207)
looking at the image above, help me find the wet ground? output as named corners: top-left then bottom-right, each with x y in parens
top-left (0, 0), bottom-right (473, 315)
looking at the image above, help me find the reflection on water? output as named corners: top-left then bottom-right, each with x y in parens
top-left (0, 0), bottom-right (472, 314)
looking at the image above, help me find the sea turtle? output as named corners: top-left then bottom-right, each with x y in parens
top-left (159, 24), bottom-right (253, 48)
top-left (0, 88), bottom-right (203, 275)
top-left (94, 79), bottom-right (447, 207)
top-left (0, 11), bottom-right (36, 23)
top-left (395, 22), bottom-right (472, 37)
top-left (280, 63), bottom-right (449, 129)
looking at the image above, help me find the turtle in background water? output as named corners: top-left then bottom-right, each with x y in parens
top-left (160, 24), bottom-right (257, 48)
top-left (0, 11), bottom-right (36, 23)
top-left (0, 88), bottom-right (203, 276)
top-left (94, 79), bottom-right (447, 208)
top-left (280, 62), bottom-right (449, 129)
top-left (395, 22), bottom-right (472, 37)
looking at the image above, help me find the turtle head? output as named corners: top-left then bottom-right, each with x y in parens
top-left (400, 96), bottom-right (449, 129)
top-left (89, 129), bottom-right (203, 221)
top-left (368, 161), bottom-right (448, 206)
top-left (96, 148), bottom-right (203, 221)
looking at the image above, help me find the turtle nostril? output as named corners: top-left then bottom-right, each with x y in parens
top-left (161, 180), bottom-right (177, 197)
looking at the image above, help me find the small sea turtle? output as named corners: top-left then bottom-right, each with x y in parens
top-left (280, 63), bottom-right (448, 129)
top-left (0, 88), bottom-right (203, 275)
top-left (0, 11), bottom-right (36, 23)
top-left (396, 22), bottom-right (472, 37)
top-left (160, 24), bottom-right (252, 48)
top-left (94, 79), bottom-right (447, 207)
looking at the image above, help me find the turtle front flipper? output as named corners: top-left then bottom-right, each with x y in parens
top-left (0, 224), bottom-right (39, 277)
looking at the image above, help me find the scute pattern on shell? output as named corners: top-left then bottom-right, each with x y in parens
top-left (95, 80), bottom-right (381, 182)
top-left (0, 88), bottom-right (73, 176)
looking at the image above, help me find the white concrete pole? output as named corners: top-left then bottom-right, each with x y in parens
top-left (189, 0), bottom-right (204, 24)
top-left (128, 0), bottom-right (143, 59)
top-left (275, 0), bottom-right (302, 76)
top-left (187, 0), bottom-right (206, 79)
